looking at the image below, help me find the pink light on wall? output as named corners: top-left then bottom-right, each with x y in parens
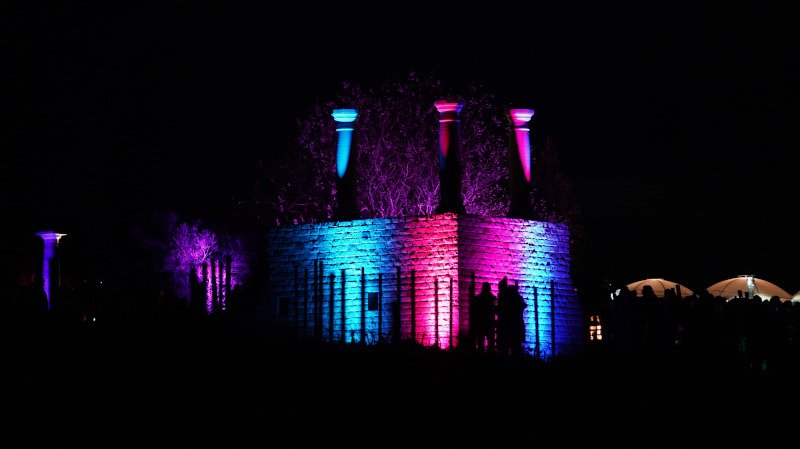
top-left (510, 109), bottom-right (534, 182)
top-left (402, 215), bottom-right (459, 348)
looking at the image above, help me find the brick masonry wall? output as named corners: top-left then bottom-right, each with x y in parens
top-left (266, 213), bottom-right (582, 355)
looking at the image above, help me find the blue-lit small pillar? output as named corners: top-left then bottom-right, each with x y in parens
top-left (332, 108), bottom-right (359, 220)
top-left (435, 100), bottom-right (466, 214)
top-left (36, 231), bottom-right (66, 310)
top-left (508, 108), bottom-right (534, 219)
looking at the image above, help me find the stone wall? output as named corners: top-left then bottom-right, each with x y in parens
top-left (265, 213), bottom-right (582, 355)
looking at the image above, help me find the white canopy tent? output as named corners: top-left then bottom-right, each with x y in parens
top-left (705, 275), bottom-right (791, 302)
top-left (793, 290), bottom-right (800, 303)
top-left (626, 278), bottom-right (694, 298)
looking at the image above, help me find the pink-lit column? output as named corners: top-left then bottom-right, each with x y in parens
top-left (434, 100), bottom-right (466, 214)
top-left (508, 108), bottom-right (535, 219)
top-left (36, 231), bottom-right (66, 310)
top-left (332, 109), bottom-right (359, 220)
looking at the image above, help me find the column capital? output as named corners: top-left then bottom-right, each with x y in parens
top-left (332, 109), bottom-right (358, 123)
top-left (37, 231), bottom-right (67, 243)
top-left (509, 108), bottom-right (535, 127)
top-left (434, 100), bottom-right (463, 115)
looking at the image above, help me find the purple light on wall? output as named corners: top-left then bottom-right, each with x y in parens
top-left (510, 109), bottom-right (534, 182)
top-left (36, 231), bottom-right (66, 310)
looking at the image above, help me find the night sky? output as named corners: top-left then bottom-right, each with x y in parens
top-left (9, 2), bottom-right (799, 293)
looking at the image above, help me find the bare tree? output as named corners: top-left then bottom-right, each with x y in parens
top-left (532, 137), bottom-right (581, 227)
top-left (168, 222), bottom-right (218, 272)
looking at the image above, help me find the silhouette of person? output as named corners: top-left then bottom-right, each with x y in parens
top-left (470, 282), bottom-right (496, 352)
top-left (504, 285), bottom-right (527, 356)
top-left (496, 277), bottom-right (509, 355)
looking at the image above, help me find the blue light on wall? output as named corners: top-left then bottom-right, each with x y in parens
top-left (519, 222), bottom-right (555, 357)
top-left (315, 218), bottom-right (397, 344)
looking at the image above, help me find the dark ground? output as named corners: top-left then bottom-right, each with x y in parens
top-left (5, 316), bottom-right (798, 445)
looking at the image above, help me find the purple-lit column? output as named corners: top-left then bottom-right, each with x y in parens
top-left (36, 231), bottom-right (66, 310)
top-left (508, 108), bottom-right (535, 219)
top-left (332, 109), bottom-right (359, 220)
top-left (435, 100), bottom-right (466, 214)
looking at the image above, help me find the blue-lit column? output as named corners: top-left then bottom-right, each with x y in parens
top-left (434, 100), bottom-right (466, 214)
top-left (332, 109), bottom-right (359, 220)
top-left (36, 231), bottom-right (66, 310)
top-left (508, 108), bottom-right (534, 219)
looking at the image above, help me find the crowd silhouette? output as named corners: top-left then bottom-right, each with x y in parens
top-left (593, 284), bottom-right (800, 373)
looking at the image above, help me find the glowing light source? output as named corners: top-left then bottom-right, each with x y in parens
top-left (509, 108), bottom-right (534, 182)
top-left (36, 231), bottom-right (66, 310)
top-left (332, 108), bottom-right (358, 179)
top-left (745, 275), bottom-right (755, 298)
top-left (589, 314), bottom-right (602, 341)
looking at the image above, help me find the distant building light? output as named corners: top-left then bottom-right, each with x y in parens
top-left (589, 314), bottom-right (602, 341)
